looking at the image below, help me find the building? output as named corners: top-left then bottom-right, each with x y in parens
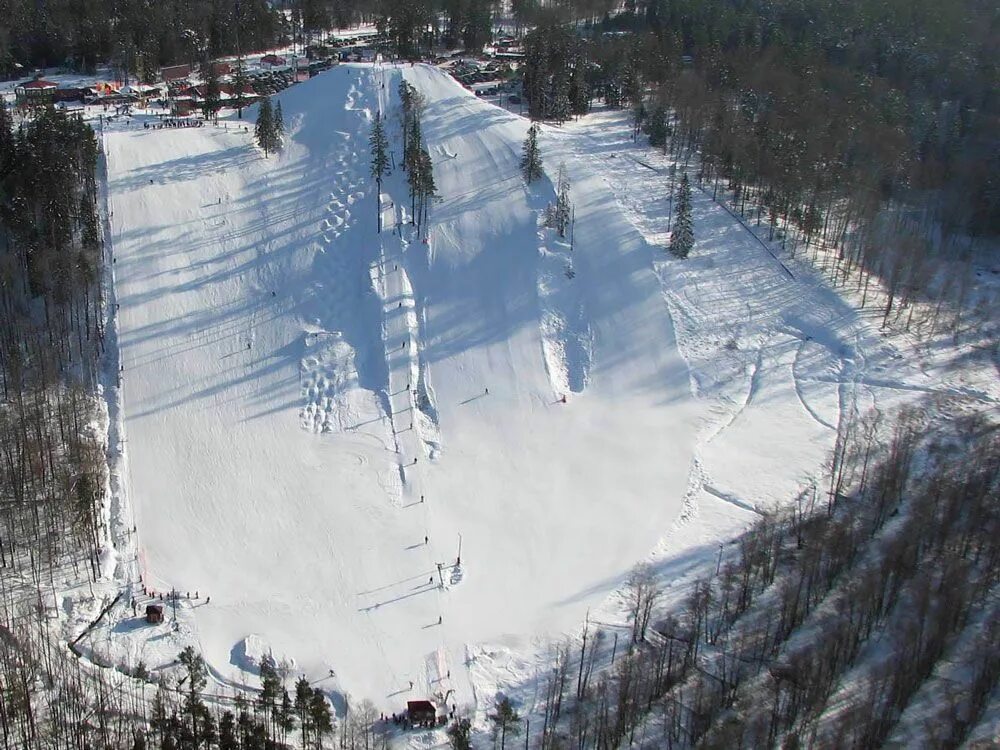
top-left (14, 79), bottom-right (58, 102)
top-left (161, 64), bottom-right (192, 82)
top-left (145, 604), bottom-right (164, 624)
top-left (208, 61), bottom-right (232, 77)
top-left (406, 700), bottom-right (437, 727)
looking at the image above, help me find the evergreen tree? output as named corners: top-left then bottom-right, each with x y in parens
top-left (670, 174), bottom-right (694, 258)
top-left (520, 123), bottom-right (543, 183)
top-left (369, 112), bottom-right (390, 232)
top-left (255, 95), bottom-right (276, 156)
top-left (177, 647), bottom-right (209, 747)
top-left (232, 64), bottom-right (250, 119)
top-left (294, 677), bottom-right (312, 744)
top-left (202, 59), bottom-right (221, 121)
top-left (310, 688), bottom-right (333, 748)
top-left (398, 80), bottom-right (414, 163)
top-left (417, 147), bottom-right (436, 228)
top-left (488, 697), bottom-right (522, 749)
top-left (447, 717), bottom-right (473, 750)
top-left (218, 711), bottom-right (238, 750)
top-left (274, 101), bottom-right (285, 150)
top-left (569, 59), bottom-right (590, 116)
top-left (545, 163), bottom-right (572, 238)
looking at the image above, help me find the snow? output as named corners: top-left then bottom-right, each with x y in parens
top-left (89, 61), bottom-right (1000, 739)
top-left (98, 63), bottom-right (698, 710)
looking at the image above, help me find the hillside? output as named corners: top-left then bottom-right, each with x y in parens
top-left (83, 61), bottom-right (1000, 745)
top-left (96, 63), bottom-right (698, 706)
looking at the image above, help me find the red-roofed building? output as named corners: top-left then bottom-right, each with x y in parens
top-left (160, 64), bottom-right (192, 82)
top-left (15, 79), bottom-right (58, 102)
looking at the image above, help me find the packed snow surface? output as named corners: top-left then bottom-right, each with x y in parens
top-left (105, 64), bottom-right (700, 704)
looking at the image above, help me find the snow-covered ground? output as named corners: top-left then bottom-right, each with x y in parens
top-left (83, 61), bottom-right (999, 740)
top-left (93, 63), bottom-right (700, 711)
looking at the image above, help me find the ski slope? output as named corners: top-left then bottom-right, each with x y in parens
top-left (103, 64), bottom-right (699, 705)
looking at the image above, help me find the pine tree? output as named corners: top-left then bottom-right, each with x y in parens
top-left (447, 717), bottom-right (473, 750)
top-left (232, 64), bottom-right (250, 119)
top-left (569, 59), bottom-right (590, 117)
top-left (545, 163), bottom-right (572, 238)
top-left (488, 697), bottom-right (521, 749)
top-left (202, 59), bottom-right (221, 121)
top-left (294, 676), bottom-right (313, 747)
top-left (369, 112), bottom-right (390, 232)
top-left (177, 647), bottom-right (209, 747)
top-left (670, 174), bottom-right (694, 258)
top-left (417, 147), bottom-right (436, 228)
top-left (255, 95), bottom-right (274, 156)
top-left (310, 688), bottom-right (333, 748)
top-left (520, 123), bottom-right (543, 183)
top-left (273, 101), bottom-right (285, 150)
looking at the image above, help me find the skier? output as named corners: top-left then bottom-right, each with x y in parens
top-left (485, 387), bottom-right (489, 395)
top-left (424, 535), bottom-right (428, 544)
top-left (438, 615), bottom-right (442, 625)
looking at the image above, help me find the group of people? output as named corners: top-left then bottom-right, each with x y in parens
top-left (143, 118), bottom-right (204, 129)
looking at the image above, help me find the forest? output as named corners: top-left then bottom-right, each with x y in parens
top-left (522, 0), bottom-right (997, 249)
top-left (0, 0), bottom-right (997, 747)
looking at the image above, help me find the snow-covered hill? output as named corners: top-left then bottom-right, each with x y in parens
top-left (97, 62), bottom-right (998, 731)
top-left (102, 64), bottom-right (697, 706)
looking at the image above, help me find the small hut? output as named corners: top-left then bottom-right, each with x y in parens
top-left (145, 604), bottom-right (164, 624)
top-left (406, 700), bottom-right (437, 728)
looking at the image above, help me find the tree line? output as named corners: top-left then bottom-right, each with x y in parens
top-left (0, 0), bottom-right (288, 82)
top-left (518, 0), bottom-right (998, 338)
top-left (0, 100), bottom-right (122, 748)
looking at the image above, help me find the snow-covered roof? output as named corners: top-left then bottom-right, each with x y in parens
top-left (20, 79), bottom-right (58, 90)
